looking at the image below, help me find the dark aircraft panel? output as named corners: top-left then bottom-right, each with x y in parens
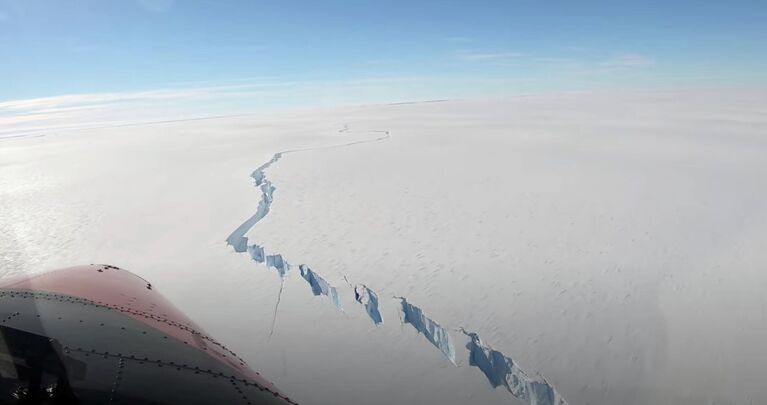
top-left (0, 265), bottom-right (296, 404)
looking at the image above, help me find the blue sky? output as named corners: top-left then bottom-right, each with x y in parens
top-left (1, 0), bottom-right (766, 133)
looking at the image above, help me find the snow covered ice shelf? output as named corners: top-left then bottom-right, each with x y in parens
top-left (2, 89), bottom-right (767, 405)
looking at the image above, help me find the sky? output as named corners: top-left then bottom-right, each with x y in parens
top-left (1, 0), bottom-right (766, 134)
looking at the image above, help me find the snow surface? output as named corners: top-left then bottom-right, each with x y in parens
top-left (1, 89), bottom-right (766, 405)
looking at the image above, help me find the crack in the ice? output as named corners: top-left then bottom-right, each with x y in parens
top-left (342, 275), bottom-right (383, 325)
top-left (269, 279), bottom-right (285, 339)
top-left (397, 297), bottom-right (456, 364)
top-left (225, 154), bottom-right (282, 253)
top-left (461, 328), bottom-right (568, 405)
top-left (299, 265), bottom-right (341, 309)
top-left (354, 284), bottom-right (383, 325)
top-left (225, 125), bottom-right (570, 404)
top-left (342, 276), bottom-right (382, 325)
top-left (265, 254), bottom-right (289, 278)
top-left (247, 243), bottom-right (265, 263)
top-left (225, 127), bottom-right (391, 327)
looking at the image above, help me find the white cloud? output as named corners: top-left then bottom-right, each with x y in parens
top-left (0, 84), bottom-right (278, 137)
top-left (0, 77), bottom-right (461, 137)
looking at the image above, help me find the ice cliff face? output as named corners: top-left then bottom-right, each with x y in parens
top-left (462, 329), bottom-right (568, 405)
top-left (247, 243), bottom-right (265, 263)
top-left (299, 265), bottom-right (341, 309)
top-left (265, 254), bottom-right (289, 278)
top-left (225, 212), bottom-right (259, 253)
top-left (353, 284), bottom-right (382, 325)
top-left (225, 126), bottom-right (568, 404)
top-left (399, 297), bottom-right (456, 364)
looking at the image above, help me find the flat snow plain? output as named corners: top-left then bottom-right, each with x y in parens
top-left (1, 89), bottom-right (766, 405)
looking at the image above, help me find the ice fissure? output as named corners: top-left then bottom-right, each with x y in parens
top-left (299, 265), bottom-right (341, 309)
top-left (461, 329), bottom-right (569, 405)
top-left (225, 126), bottom-right (569, 404)
top-left (225, 129), bottom-right (391, 333)
top-left (398, 297), bottom-right (456, 364)
top-left (354, 284), bottom-right (382, 325)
